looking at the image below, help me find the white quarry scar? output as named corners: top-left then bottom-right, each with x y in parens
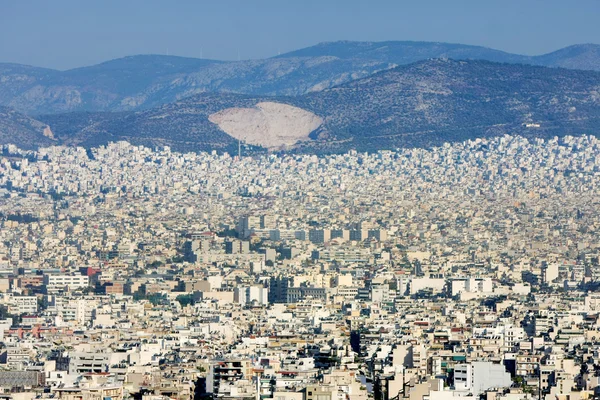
top-left (208, 102), bottom-right (323, 150)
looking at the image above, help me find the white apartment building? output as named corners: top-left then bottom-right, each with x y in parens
top-left (450, 278), bottom-right (493, 297)
top-left (454, 362), bottom-right (512, 395)
top-left (43, 275), bottom-right (89, 293)
top-left (68, 352), bottom-right (111, 375)
top-left (9, 296), bottom-right (38, 315)
top-left (234, 286), bottom-right (269, 306)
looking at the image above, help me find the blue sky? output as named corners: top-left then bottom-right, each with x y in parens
top-left (1, 0), bottom-right (599, 70)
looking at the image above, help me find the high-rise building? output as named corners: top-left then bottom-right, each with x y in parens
top-left (237, 216), bottom-right (261, 238)
top-left (309, 229), bottom-right (331, 244)
top-left (260, 215), bottom-right (276, 230)
top-left (225, 240), bottom-right (250, 254)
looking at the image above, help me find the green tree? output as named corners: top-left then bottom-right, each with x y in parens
top-left (176, 294), bottom-right (195, 307)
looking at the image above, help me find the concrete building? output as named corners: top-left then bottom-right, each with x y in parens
top-left (453, 362), bottom-right (512, 395)
top-left (43, 275), bottom-right (89, 294)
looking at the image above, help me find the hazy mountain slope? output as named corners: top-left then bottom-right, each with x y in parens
top-left (0, 64), bottom-right (57, 105)
top-left (111, 56), bottom-right (395, 108)
top-left (291, 59), bottom-right (600, 152)
top-left (1, 55), bottom-right (224, 114)
top-left (0, 106), bottom-right (56, 150)
top-left (36, 60), bottom-right (600, 154)
top-left (58, 55), bottom-right (223, 96)
top-left (532, 44), bottom-right (600, 71)
top-left (280, 41), bottom-right (600, 72)
top-left (1, 41), bottom-right (600, 115)
top-left (0, 55), bottom-right (392, 114)
top-left (276, 40), bottom-right (529, 64)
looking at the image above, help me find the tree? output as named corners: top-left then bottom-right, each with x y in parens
top-left (148, 293), bottom-right (168, 306)
top-left (176, 294), bottom-right (195, 307)
top-left (0, 305), bottom-right (14, 320)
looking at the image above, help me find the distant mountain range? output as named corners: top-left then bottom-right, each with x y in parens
top-left (33, 59), bottom-right (600, 154)
top-left (279, 41), bottom-right (600, 70)
top-left (1, 41), bottom-right (600, 115)
top-left (0, 40), bottom-right (599, 153)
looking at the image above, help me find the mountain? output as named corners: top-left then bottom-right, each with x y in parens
top-left (1, 41), bottom-right (600, 115)
top-left (0, 54), bottom-right (394, 115)
top-left (39, 94), bottom-right (255, 153)
top-left (276, 40), bottom-right (529, 64)
top-left (0, 106), bottom-right (56, 150)
top-left (279, 41), bottom-right (600, 72)
top-left (0, 55), bottom-right (223, 115)
top-left (292, 59), bottom-right (600, 152)
top-left (37, 59), bottom-right (600, 154)
top-left (532, 44), bottom-right (600, 71)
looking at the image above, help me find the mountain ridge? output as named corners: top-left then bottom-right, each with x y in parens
top-left (1, 40), bottom-right (600, 115)
top-left (274, 40), bottom-right (528, 64)
top-left (31, 59), bottom-right (600, 154)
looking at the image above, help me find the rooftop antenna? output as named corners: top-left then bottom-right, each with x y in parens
top-left (238, 139), bottom-right (242, 159)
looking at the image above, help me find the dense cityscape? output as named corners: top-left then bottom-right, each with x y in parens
top-left (0, 135), bottom-right (599, 400)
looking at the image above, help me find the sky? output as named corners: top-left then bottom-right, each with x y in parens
top-left (1, 0), bottom-right (599, 70)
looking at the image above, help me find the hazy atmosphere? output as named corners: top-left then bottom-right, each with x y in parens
top-left (1, 0), bottom-right (599, 69)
